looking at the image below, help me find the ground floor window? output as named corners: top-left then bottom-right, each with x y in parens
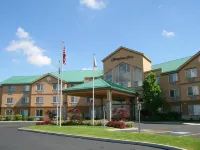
top-left (188, 105), bottom-right (200, 115)
top-left (20, 110), bottom-right (29, 117)
top-left (5, 110), bottom-right (13, 115)
top-left (35, 110), bottom-right (43, 117)
top-left (52, 110), bottom-right (57, 116)
top-left (171, 106), bottom-right (180, 113)
top-left (71, 96), bottom-right (79, 103)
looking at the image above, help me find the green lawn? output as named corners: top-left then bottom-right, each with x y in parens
top-left (23, 126), bottom-right (200, 150)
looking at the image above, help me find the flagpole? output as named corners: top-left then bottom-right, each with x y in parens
top-left (92, 54), bottom-right (95, 126)
top-left (60, 41), bottom-right (64, 127)
top-left (57, 61), bottom-right (60, 126)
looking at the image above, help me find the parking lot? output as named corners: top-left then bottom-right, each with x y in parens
top-left (117, 122), bottom-right (200, 138)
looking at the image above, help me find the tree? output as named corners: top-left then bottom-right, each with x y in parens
top-left (142, 72), bottom-right (164, 116)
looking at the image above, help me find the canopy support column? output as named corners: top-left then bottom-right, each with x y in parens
top-left (106, 90), bottom-right (112, 121)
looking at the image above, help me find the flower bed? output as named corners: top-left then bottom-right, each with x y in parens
top-left (106, 121), bottom-right (126, 129)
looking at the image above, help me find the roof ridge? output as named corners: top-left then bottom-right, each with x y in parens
top-left (98, 78), bottom-right (112, 87)
top-left (152, 56), bottom-right (192, 66)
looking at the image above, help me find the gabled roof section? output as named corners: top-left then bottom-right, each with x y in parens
top-left (102, 46), bottom-right (151, 62)
top-left (50, 70), bottom-right (103, 83)
top-left (152, 56), bottom-right (191, 73)
top-left (63, 78), bottom-right (135, 94)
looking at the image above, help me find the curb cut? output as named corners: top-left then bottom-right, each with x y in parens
top-left (18, 128), bottom-right (186, 150)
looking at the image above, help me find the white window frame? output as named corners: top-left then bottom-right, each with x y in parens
top-left (169, 89), bottom-right (179, 98)
top-left (168, 73), bottom-right (178, 82)
top-left (188, 86), bottom-right (199, 96)
top-left (52, 96), bottom-right (60, 103)
top-left (8, 86), bottom-right (15, 93)
top-left (6, 98), bottom-right (13, 104)
top-left (188, 105), bottom-right (200, 115)
top-left (5, 109), bottom-right (13, 115)
top-left (52, 83), bottom-right (61, 90)
top-left (185, 68), bottom-right (197, 78)
top-left (36, 97), bottom-right (44, 103)
top-left (23, 85), bottom-right (30, 92)
top-left (35, 110), bottom-right (43, 117)
top-left (36, 84), bottom-right (44, 91)
top-left (20, 110), bottom-right (29, 117)
top-left (71, 96), bottom-right (79, 103)
top-left (21, 97), bottom-right (29, 104)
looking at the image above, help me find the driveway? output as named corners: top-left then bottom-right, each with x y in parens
top-left (120, 122), bottom-right (200, 138)
top-left (0, 123), bottom-right (161, 150)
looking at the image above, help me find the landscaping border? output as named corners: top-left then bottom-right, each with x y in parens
top-left (18, 128), bottom-right (186, 150)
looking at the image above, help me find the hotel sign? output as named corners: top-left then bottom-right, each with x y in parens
top-left (111, 56), bottom-right (134, 62)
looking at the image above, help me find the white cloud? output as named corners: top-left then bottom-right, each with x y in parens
top-left (12, 58), bottom-right (20, 64)
top-left (6, 27), bottom-right (51, 66)
top-left (162, 30), bottom-right (175, 38)
top-left (80, 0), bottom-right (106, 10)
top-left (81, 68), bottom-right (93, 70)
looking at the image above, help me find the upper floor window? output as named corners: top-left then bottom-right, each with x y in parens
top-left (36, 84), bottom-right (44, 91)
top-left (23, 85), bottom-right (30, 92)
top-left (71, 96), bottom-right (78, 103)
top-left (7, 98), bottom-right (13, 104)
top-left (168, 73), bottom-right (178, 82)
top-left (5, 110), bottom-right (13, 115)
top-left (185, 68), bottom-right (197, 78)
top-left (105, 71), bottom-right (112, 82)
top-left (21, 97), bottom-right (29, 104)
top-left (169, 89), bottom-right (179, 98)
top-left (133, 67), bottom-right (143, 87)
top-left (36, 97), bottom-right (44, 103)
top-left (52, 83), bottom-right (61, 90)
top-left (52, 96), bottom-right (60, 103)
top-left (114, 63), bottom-right (131, 88)
top-left (156, 76), bottom-right (160, 84)
top-left (188, 86), bottom-right (199, 96)
top-left (8, 86), bottom-right (15, 93)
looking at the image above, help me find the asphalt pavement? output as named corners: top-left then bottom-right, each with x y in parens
top-left (0, 123), bottom-right (161, 150)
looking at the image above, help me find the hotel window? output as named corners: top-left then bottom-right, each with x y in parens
top-left (23, 85), bottom-right (30, 92)
top-left (133, 67), bottom-right (143, 87)
top-left (105, 71), bottom-right (112, 82)
top-left (52, 83), bottom-right (61, 90)
top-left (185, 68), bottom-right (197, 78)
top-left (35, 110), bottom-right (43, 117)
top-left (171, 106), bottom-right (180, 113)
top-left (36, 97), bottom-right (44, 103)
top-left (168, 73), bottom-right (178, 82)
top-left (52, 96), bottom-right (60, 103)
top-left (188, 105), bottom-right (200, 115)
top-left (169, 89), bottom-right (179, 98)
top-left (5, 110), bottom-right (13, 115)
top-left (8, 86), bottom-right (15, 93)
top-left (20, 110), bottom-right (29, 117)
top-left (36, 84), bottom-right (44, 91)
top-left (21, 97), bottom-right (29, 104)
top-left (52, 110), bottom-right (57, 116)
top-left (156, 76), bottom-right (160, 84)
top-left (114, 63), bottom-right (131, 88)
top-left (7, 98), bottom-right (13, 104)
top-left (86, 98), bottom-right (93, 103)
top-left (188, 86), bottom-right (199, 96)
top-left (71, 96), bottom-right (79, 103)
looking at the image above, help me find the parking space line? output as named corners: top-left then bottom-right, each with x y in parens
top-left (180, 132), bottom-right (200, 137)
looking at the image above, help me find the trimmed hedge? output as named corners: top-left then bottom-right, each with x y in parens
top-left (5, 115), bottom-right (12, 121)
top-left (28, 116), bottom-right (35, 121)
top-left (106, 121), bottom-right (126, 129)
top-left (51, 120), bottom-right (105, 126)
top-left (14, 114), bottom-right (22, 120)
top-left (0, 115), bottom-right (3, 121)
top-left (125, 122), bottom-right (134, 128)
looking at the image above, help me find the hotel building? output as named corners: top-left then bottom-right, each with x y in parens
top-left (0, 46), bottom-right (200, 120)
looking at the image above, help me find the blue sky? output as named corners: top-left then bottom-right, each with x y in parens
top-left (0, 0), bottom-right (200, 81)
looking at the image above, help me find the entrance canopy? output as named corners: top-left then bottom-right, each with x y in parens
top-left (63, 78), bottom-right (135, 99)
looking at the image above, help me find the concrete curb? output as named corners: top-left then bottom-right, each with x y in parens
top-left (140, 121), bottom-right (200, 125)
top-left (18, 128), bottom-right (186, 150)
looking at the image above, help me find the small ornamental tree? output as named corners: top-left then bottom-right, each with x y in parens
top-left (69, 107), bottom-right (83, 121)
top-left (46, 110), bottom-right (54, 120)
top-left (117, 108), bottom-right (130, 121)
top-left (142, 72), bottom-right (164, 116)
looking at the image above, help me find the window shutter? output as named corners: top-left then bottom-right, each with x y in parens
top-left (175, 89), bottom-right (179, 97)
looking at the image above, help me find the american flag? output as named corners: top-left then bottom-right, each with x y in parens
top-left (63, 45), bottom-right (66, 65)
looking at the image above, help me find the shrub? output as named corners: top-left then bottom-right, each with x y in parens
top-left (22, 116), bottom-right (28, 121)
top-left (106, 121), bottom-right (126, 129)
top-left (14, 114), bottom-right (22, 121)
top-left (5, 115), bottom-right (12, 121)
top-left (112, 108), bottom-right (130, 121)
top-left (125, 122), bottom-right (134, 128)
top-left (0, 115), bottom-right (3, 121)
top-left (36, 122), bottom-right (45, 125)
top-left (28, 116), bottom-right (35, 121)
top-left (69, 107), bottom-right (83, 121)
top-left (40, 117), bottom-right (44, 121)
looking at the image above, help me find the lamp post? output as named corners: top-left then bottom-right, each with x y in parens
top-left (135, 92), bottom-right (141, 133)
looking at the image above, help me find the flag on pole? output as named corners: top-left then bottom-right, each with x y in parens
top-left (63, 46), bottom-right (66, 65)
top-left (93, 54), bottom-right (97, 70)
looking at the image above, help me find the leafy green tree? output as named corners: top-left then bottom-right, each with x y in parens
top-left (142, 72), bottom-right (164, 116)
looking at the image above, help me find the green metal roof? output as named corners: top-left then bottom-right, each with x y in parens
top-left (51, 70), bottom-right (103, 83)
top-left (63, 78), bottom-right (135, 94)
top-left (152, 56), bottom-right (191, 73)
top-left (0, 70), bottom-right (103, 85)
